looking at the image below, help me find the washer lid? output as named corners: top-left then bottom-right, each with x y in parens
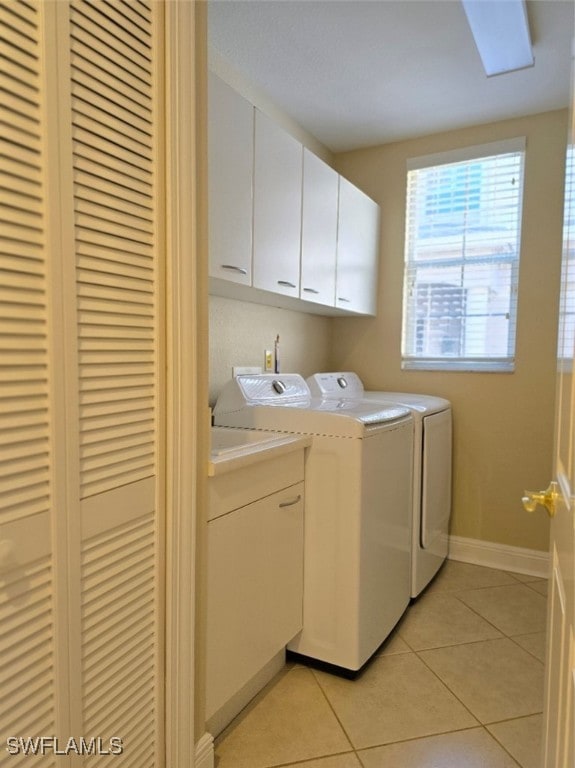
top-left (362, 392), bottom-right (451, 414)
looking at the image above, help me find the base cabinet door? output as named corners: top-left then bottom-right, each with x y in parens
top-left (206, 482), bottom-right (304, 719)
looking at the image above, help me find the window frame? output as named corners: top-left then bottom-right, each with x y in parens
top-left (401, 137), bottom-right (526, 373)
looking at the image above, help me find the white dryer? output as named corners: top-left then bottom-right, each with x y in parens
top-left (307, 372), bottom-right (452, 598)
top-left (213, 373), bottom-right (414, 674)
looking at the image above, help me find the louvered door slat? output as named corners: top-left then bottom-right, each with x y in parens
top-left (0, 225), bottom-right (44, 249)
top-left (0, 269), bottom-right (45, 295)
top-left (75, 199), bottom-right (154, 236)
top-left (0, 1), bottom-right (37, 31)
top-left (79, 320), bottom-right (152, 341)
top-left (86, 670), bottom-right (154, 736)
top-left (1, 334), bottom-right (49, 352)
top-left (0, 192), bottom-right (42, 222)
top-left (77, 281), bottom-right (153, 305)
top-left (0, 156), bottom-right (42, 190)
top-left (0, 108), bottom-right (39, 145)
top-left (0, 110), bottom-right (38, 148)
top-left (72, 1), bottom-right (151, 63)
top-left (80, 389), bottom-right (152, 409)
top-left (74, 171), bottom-right (153, 213)
top-left (108, 0), bottom-right (151, 34)
top-left (74, 57), bottom-right (152, 114)
top-left (92, 0), bottom-right (151, 42)
top-left (0, 450), bottom-right (48, 480)
top-left (84, 565), bottom-right (154, 622)
top-left (80, 463), bottom-right (154, 498)
top-left (77, 194), bottom-right (153, 236)
top-left (0, 134), bottom-right (41, 165)
top-left (70, 19), bottom-right (150, 83)
top-left (0, 39), bottom-right (37, 75)
top-left (80, 378), bottom-right (153, 398)
top-left (71, 38), bottom-right (152, 107)
top-left (70, 81), bottom-right (153, 138)
top-left (83, 612), bottom-right (150, 678)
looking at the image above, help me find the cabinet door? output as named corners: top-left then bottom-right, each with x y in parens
top-left (300, 150), bottom-right (338, 306)
top-left (336, 177), bottom-right (380, 315)
top-left (208, 72), bottom-right (254, 284)
top-left (253, 110), bottom-right (302, 297)
top-left (206, 482), bottom-right (304, 719)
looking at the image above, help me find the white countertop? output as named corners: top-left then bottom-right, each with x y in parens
top-left (208, 426), bottom-right (311, 476)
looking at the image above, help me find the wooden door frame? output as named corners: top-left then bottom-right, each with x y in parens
top-left (164, 2), bottom-right (210, 766)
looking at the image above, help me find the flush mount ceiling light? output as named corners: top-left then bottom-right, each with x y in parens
top-left (461, 0), bottom-right (534, 77)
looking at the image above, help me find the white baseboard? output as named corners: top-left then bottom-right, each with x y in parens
top-left (195, 733), bottom-right (214, 768)
top-left (448, 535), bottom-right (549, 578)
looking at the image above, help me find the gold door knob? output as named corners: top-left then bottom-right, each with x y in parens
top-left (522, 481), bottom-right (558, 518)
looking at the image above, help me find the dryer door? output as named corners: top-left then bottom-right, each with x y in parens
top-left (421, 409), bottom-right (452, 555)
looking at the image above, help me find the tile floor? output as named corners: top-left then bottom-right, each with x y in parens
top-left (214, 560), bottom-right (548, 768)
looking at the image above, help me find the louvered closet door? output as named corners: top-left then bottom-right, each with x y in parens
top-left (67, 1), bottom-right (165, 765)
top-left (0, 1), bottom-right (166, 765)
top-left (0, 2), bottom-right (68, 763)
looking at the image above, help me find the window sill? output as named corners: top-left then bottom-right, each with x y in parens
top-left (401, 359), bottom-right (515, 373)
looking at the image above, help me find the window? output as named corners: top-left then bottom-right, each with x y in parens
top-left (558, 143), bottom-right (575, 363)
top-left (402, 138), bottom-right (526, 371)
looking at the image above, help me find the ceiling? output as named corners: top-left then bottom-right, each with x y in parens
top-left (207, 0), bottom-right (575, 153)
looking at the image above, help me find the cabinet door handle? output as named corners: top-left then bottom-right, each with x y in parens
top-left (221, 264), bottom-right (248, 275)
top-left (303, 287), bottom-right (319, 294)
top-left (338, 297), bottom-right (351, 303)
top-left (277, 280), bottom-right (296, 288)
top-left (279, 494), bottom-right (301, 508)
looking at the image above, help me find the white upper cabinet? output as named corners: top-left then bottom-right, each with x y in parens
top-left (208, 72), bottom-right (254, 284)
top-left (207, 73), bottom-right (381, 316)
top-left (336, 177), bottom-right (381, 315)
top-left (253, 109), bottom-right (303, 297)
top-left (300, 150), bottom-right (338, 307)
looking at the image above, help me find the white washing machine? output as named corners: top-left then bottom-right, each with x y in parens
top-left (213, 373), bottom-right (414, 673)
top-left (307, 372), bottom-right (452, 598)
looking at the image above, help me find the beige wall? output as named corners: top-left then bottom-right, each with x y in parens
top-left (209, 296), bottom-right (332, 405)
top-left (332, 109), bottom-right (568, 552)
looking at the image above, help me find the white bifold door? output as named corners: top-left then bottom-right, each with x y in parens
top-left (0, 1), bottom-right (166, 765)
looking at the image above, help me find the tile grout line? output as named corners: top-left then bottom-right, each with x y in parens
top-left (215, 567), bottom-right (547, 767)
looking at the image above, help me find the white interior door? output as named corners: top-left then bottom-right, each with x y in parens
top-left (534, 41), bottom-right (575, 768)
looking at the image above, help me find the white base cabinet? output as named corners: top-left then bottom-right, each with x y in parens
top-left (206, 451), bottom-right (305, 726)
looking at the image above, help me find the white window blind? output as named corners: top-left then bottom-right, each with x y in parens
top-left (402, 138), bottom-right (526, 372)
